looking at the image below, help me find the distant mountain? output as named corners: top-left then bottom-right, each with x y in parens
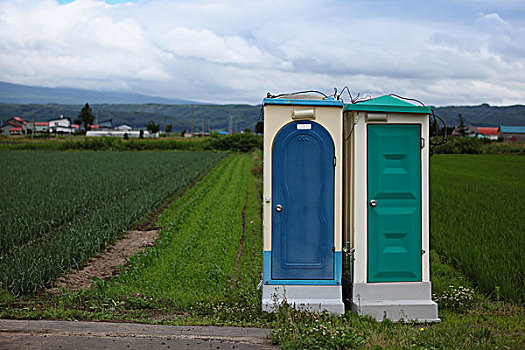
top-left (433, 104), bottom-right (525, 127)
top-left (0, 81), bottom-right (198, 105)
top-left (0, 81), bottom-right (523, 131)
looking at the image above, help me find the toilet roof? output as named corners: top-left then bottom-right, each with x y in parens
top-left (343, 95), bottom-right (431, 114)
top-left (264, 97), bottom-right (343, 107)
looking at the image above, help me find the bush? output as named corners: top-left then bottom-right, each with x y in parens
top-left (433, 137), bottom-right (490, 154)
top-left (433, 137), bottom-right (525, 154)
top-left (205, 133), bottom-right (262, 153)
top-left (2, 134), bottom-right (262, 153)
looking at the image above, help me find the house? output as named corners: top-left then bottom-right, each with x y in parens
top-left (49, 115), bottom-right (70, 128)
top-left (1, 117), bottom-right (27, 135)
top-left (476, 127), bottom-right (499, 140)
top-left (26, 121), bottom-right (50, 134)
top-left (49, 115), bottom-right (74, 134)
top-left (35, 121), bottom-right (50, 133)
top-left (1, 121), bottom-right (23, 135)
top-left (49, 115), bottom-right (82, 134)
top-left (451, 125), bottom-right (478, 137)
top-left (498, 126), bottom-right (525, 142)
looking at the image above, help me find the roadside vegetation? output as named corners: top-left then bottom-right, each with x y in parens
top-left (0, 149), bottom-right (523, 348)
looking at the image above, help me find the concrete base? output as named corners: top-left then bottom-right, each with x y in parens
top-left (262, 285), bottom-right (345, 315)
top-left (351, 282), bottom-right (440, 322)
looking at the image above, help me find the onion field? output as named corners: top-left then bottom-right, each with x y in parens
top-left (0, 151), bottom-right (224, 295)
top-left (430, 154), bottom-right (524, 304)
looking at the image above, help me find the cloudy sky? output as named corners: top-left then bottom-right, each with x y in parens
top-left (1, 0), bottom-right (524, 105)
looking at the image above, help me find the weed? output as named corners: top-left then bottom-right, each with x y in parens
top-left (270, 303), bottom-right (365, 349)
top-left (433, 285), bottom-right (476, 313)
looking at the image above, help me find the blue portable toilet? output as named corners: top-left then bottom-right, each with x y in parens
top-left (261, 95), bottom-right (345, 314)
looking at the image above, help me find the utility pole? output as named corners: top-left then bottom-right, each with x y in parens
top-left (191, 104), bottom-right (194, 138)
top-left (444, 110), bottom-right (447, 135)
top-left (229, 116), bottom-right (233, 134)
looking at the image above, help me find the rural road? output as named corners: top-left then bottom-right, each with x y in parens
top-left (0, 319), bottom-right (275, 349)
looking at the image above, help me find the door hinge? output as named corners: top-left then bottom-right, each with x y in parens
top-left (333, 156), bottom-right (336, 167)
top-left (421, 137), bottom-right (425, 149)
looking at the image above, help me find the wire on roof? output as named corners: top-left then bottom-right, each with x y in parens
top-left (388, 93), bottom-right (426, 106)
top-left (266, 90), bottom-right (330, 99)
top-left (336, 86), bottom-right (355, 103)
top-left (353, 94), bottom-right (372, 103)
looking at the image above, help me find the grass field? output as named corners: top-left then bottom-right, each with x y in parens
top-left (0, 151), bottom-right (224, 295)
top-left (0, 151), bottom-right (523, 349)
top-left (430, 154), bottom-right (524, 304)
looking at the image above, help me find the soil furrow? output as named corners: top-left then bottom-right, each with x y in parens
top-left (231, 185), bottom-right (249, 283)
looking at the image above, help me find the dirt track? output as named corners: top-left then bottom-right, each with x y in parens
top-left (48, 229), bottom-right (160, 293)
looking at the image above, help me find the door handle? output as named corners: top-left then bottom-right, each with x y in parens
top-left (275, 204), bottom-right (283, 212)
top-left (369, 200), bottom-right (377, 207)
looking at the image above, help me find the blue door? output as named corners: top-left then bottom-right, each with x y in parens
top-left (272, 121), bottom-right (335, 280)
top-left (367, 124), bottom-right (422, 282)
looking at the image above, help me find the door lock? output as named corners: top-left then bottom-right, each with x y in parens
top-left (275, 204), bottom-right (283, 212)
top-left (369, 200), bottom-right (377, 207)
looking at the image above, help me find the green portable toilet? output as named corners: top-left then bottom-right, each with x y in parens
top-left (343, 95), bottom-right (439, 322)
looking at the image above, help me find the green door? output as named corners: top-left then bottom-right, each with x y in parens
top-left (367, 124), bottom-right (421, 282)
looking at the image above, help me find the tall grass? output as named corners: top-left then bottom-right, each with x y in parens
top-left (430, 154), bottom-right (524, 304)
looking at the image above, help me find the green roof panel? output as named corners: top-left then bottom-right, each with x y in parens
top-left (343, 95), bottom-right (431, 114)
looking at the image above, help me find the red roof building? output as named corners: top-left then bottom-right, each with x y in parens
top-left (476, 127), bottom-right (499, 140)
top-left (1, 120), bottom-right (24, 135)
top-left (477, 127), bottom-right (498, 136)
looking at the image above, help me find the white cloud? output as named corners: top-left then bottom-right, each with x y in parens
top-left (0, 0), bottom-right (524, 105)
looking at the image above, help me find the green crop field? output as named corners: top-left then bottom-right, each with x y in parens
top-left (0, 150), bottom-right (224, 295)
top-left (430, 154), bottom-right (525, 304)
top-left (90, 154), bottom-right (263, 317)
